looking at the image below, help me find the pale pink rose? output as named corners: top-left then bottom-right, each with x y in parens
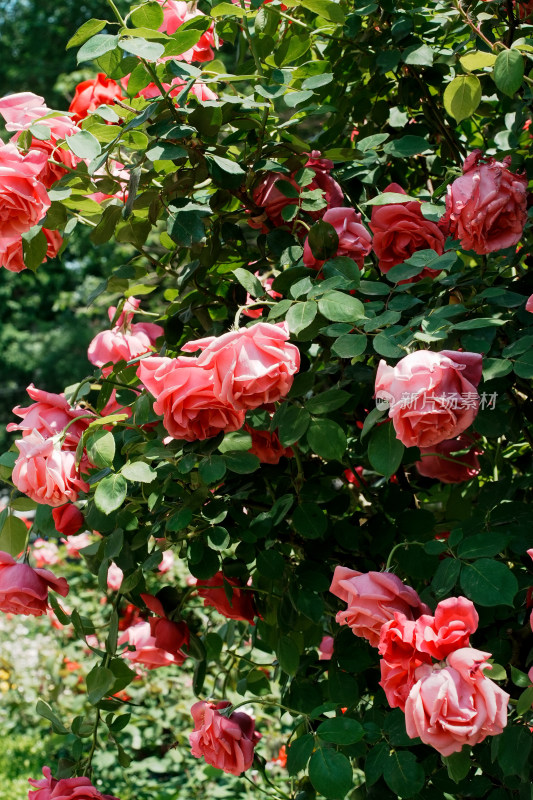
top-left (138, 355), bottom-right (245, 441)
top-left (62, 532), bottom-right (92, 557)
top-left (303, 208), bottom-right (372, 271)
top-left (28, 765), bottom-right (119, 800)
top-left (0, 227), bottom-right (63, 273)
top-left (7, 384), bottom-right (92, 446)
top-left (0, 551), bottom-right (68, 616)
top-left (32, 538), bottom-right (60, 568)
top-left (375, 349), bottom-right (483, 448)
top-left (181, 322), bottom-right (300, 411)
top-left (189, 700), bottom-right (262, 775)
top-left (441, 150), bottom-right (528, 255)
top-left (12, 432), bottom-right (89, 507)
top-left (415, 433), bottom-right (483, 483)
top-left (158, 549), bottom-right (175, 574)
top-left (525, 295), bottom-right (533, 313)
top-left (88, 298), bottom-right (163, 376)
top-left (415, 596), bottom-right (479, 661)
top-left (329, 566), bottom-right (430, 647)
top-left (118, 616), bottom-right (189, 669)
top-left (242, 273), bottom-right (282, 319)
top-left (0, 92), bottom-right (51, 130)
top-left (318, 635), bottom-right (334, 660)
top-left (107, 563), bottom-right (124, 591)
top-left (405, 648), bottom-right (509, 755)
top-left (157, 0), bottom-right (215, 62)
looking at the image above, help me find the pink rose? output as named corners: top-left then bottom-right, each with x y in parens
top-left (369, 183), bottom-right (446, 279)
top-left (526, 295), bottom-right (533, 313)
top-left (28, 766), bottom-right (119, 800)
top-left (52, 504), bottom-right (85, 537)
top-left (62, 532), bottom-right (92, 558)
top-left (12, 431), bottom-right (90, 507)
top-left (318, 635), bottom-right (334, 660)
top-left (137, 356), bottom-right (245, 441)
top-left (7, 384), bottom-right (92, 447)
top-left (158, 549), bottom-right (175, 574)
top-left (0, 92), bottom-right (50, 130)
top-left (88, 298), bottom-right (163, 376)
top-left (118, 615), bottom-right (189, 669)
top-left (32, 538), bottom-right (60, 568)
top-left (246, 425), bottom-right (293, 465)
top-left (441, 150), bottom-right (528, 255)
top-left (405, 648), bottom-right (509, 755)
top-left (415, 433), bottom-right (483, 483)
top-left (196, 572), bottom-right (256, 624)
top-left (157, 0), bottom-right (215, 62)
top-left (329, 566), bottom-right (430, 647)
top-left (378, 613), bottom-right (431, 669)
top-left (181, 322), bottom-right (300, 411)
top-left (0, 551), bottom-right (68, 616)
top-left (189, 700), bottom-right (261, 775)
top-left (69, 73), bottom-right (124, 123)
top-left (375, 349), bottom-right (483, 448)
top-left (107, 563), bottom-right (124, 591)
top-left (380, 658), bottom-right (426, 711)
top-left (415, 596), bottom-right (479, 661)
top-left (303, 208), bottom-right (372, 271)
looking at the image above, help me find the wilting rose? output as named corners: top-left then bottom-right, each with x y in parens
top-left (404, 648), bottom-right (509, 755)
top-left (329, 566), bottom-right (430, 647)
top-left (12, 431), bottom-right (90, 507)
top-left (52, 504), bottom-right (85, 537)
top-left (157, 0), bottom-right (215, 62)
top-left (189, 700), bottom-right (262, 775)
top-left (0, 551), bottom-right (68, 616)
top-left (182, 322), bottom-right (300, 411)
top-left (69, 73), bottom-right (124, 123)
top-left (441, 150), bottom-right (528, 255)
top-left (415, 596), bottom-right (479, 661)
top-left (375, 350), bottom-right (483, 448)
top-left (415, 433), bottom-right (482, 483)
top-left (369, 183), bottom-right (446, 279)
top-left (28, 765), bottom-right (119, 800)
top-left (88, 298), bottom-right (163, 376)
top-left (32, 538), bottom-right (60, 568)
top-left (138, 356), bottom-right (245, 441)
top-left (196, 572), bottom-right (256, 624)
top-left (303, 207), bottom-right (372, 270)
top-left (246, 425), bottom-right (293, 465)
top-left (7, 384), bottom-right (92, 447)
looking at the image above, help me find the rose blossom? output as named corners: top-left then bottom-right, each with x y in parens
top-left (52, 504), bottom-right (85, 537)
top-left (62, 532), bottom-right (92, 558)
top-left (303, 208), bottom-right (372, 271)
top-left (329, 567), bottom-right (430, 647)
top-left (189, 700), bottom-right (261, 775)
top-left (0, 91), bottom-right (50, 130)
top-left (157, 0), bottom-right (215, 62)
top-left (158, 549), bottom-right (175, 574)
top-left (12, 432), bottom-right (90, 507)
top-left (107, 563), bottom-right (124, 591)
top-left (246, 425), bottom-right (293, 465)
top-left (28, 765), bottom-right (119, 800)
top-left (415, 433), bottom-right (483, 484)
top-left (88, 298), bottom-right (163, 376)
top-left (32, 538), bottom-right (60, 568)
top-left (526, 295), bottom-right (533, 313)
top-left (380, 658), bottom-right (427, 712)
top-left (378, 612), bottom-right (431, 670)
top-left (181, 322), bottom-right (300, 411)
top-left (441, 150), bottom-right (528, 255)
top-left (1, 228), bottom-right (63, 273)
top-left (137, 356), bottom-right (245, 441)
top-left (415, 596), bottom-right (479, 660)
top-left (375, 349), bottom-right (483, 448)
top-left (196, 572), bottom-right (256, 624)
top-left (404, 648), bottom-right (509, 755)
top-left (0, 551), bottom-right (68, 616)
top-left (369, 183), bottom-right (446, 279)
top-left (318, 635), bottom-right (334, 660)
top-left (7, 384), bottom-right (92, 447)
top-left (69, 73), bottom-right (124, 123)
top-left (118, 616), bottom-right (189, 669)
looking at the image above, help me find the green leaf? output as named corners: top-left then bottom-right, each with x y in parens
top-left (482, 358), bottom-right (512, 382)
top-left (443, 75), bottom-right (482, 122)
top-left (460, 559), bottom-right (518, 606)
top-left (287, 734), bottom-right (314, 776)
top-left (368, 423), bottom-right (404, 478)
top-left (276, 405), bottom-right (310, 447)
top-left (317, 718), bottom-right (364, 745)
top-left (167, 203), bottom-right (211, 246)
top-left (130, 1), bottom-right (165, 29)
top-left (292, 503), bottom-right (327, 539)
top-left (402, 43), bottom-right (433, 66)
top-left (297, 0), bottom-right (345, 23)
top-left (199, 456), bottom-right (227, 484)
top-left (119, 37), bottom-right (165, 60)
top-left (21, 227), bottom-right (48, 271)
top-left (453, 317), bottom-right (507, 330)
top-left (0, 514), bottom-right (29, 557)
top-left (457, 533), bottom-right (508, 559)
top-left (223, 452), bottom-right (260, 474)
top-left (332, 334), bottom-right (367, 358)
top-left (86, 430), bottom-right (115, 469)
top-left (444, 748), bottom-right (471, 783)
top-left (306, 389), bottom-right (350, 415)
top-left (121, 461), bottom-right (157, 483)
top-left (497, 725), bottom-right (532, 775)
top-left (167, 508), bottom-right (193, 532)
top-left (256, 549), bottom-right (285, 579)
top-left (365, 742), bottom-right (390, 787)
top-left (219, 431), bottom-right (252, 453)
top-left (514, 350), bottom-right (533, 379)
top-left (206, 154), bottom-right (246, 189)
top-left (460, 50), bottom-right (497, 71)
top-left (277, 636), bottom-right (300, 675)
top-left (307, 220), bottom-right (339, 260)
top-left (493, 49), bottom-right (524, 96)
top-left (318, 291), bottom-right (365, 323)
top-left (67, 19), bottom-right (107, 50)
top-left (307, 419), bottom-right (347, 461)
top-left (233, 268), bottom-right (264, 298)
top-left (383, 751), bottom-right (424, 798)
top-left (94, 474), bottom-right (128, 514)
top-left (286, 301), bottom-right (318, 335)
top-left (66, 130), bottom-right (102, 160)
top-left (364, 192), bottom-right (417, 206)
top-left (322, 257), bottom-right (361, 289)
top-left (309, 748), bottom-right (353, 800)
top-left (36, 699), bottom-right (68, 735)
top-left (383, 135), bottom-right (432, 157)
top-left (210, 2), bottom-right (247, 16)
top-left (77, 34), bottom-right (120, 63)
top-left (511, 666), bottom-right (531, 687)
top-left (86, 665), bottom-right (115, 704)
top-left (516, 686), bottom-right (533, 716)
top-left (431, 557), bottom-right (461, 598)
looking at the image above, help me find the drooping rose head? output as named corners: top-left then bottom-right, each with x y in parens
top-left (52, 504), bottom-right (85, 537)
top-left (329, 566), bottom-right (430, 647)
top-left (69, 73), bottom-right (124, 123)
top-left (88, 302), bottom-right (163, 377)
top-left (28, 765), bottom-right (120, 800)
top-left (0, 552), bottom-right (68, 616)
top-left (405, 648), bottom-right (509, 755)
top-left (415, 433), bottom-right (483, 483)
top-left (196, 572), bottom-right (256, 624)
top-left (7, 384), bottom-right (92, 447)
top-left (181, 322), bottom-right (300, 411)
top-left (246, 425), bottom-right (293, 465)
top-left (189, 700), bottom-right (262, 775)
top-left (369, 183), bottom-right (446, 279)
top-left (157, 0), bottom-right (215, 62)
top-left (375, 349), bottom-right (483, 448)
top-left (303, 208), bottom-right (372, 271)
top-left (441, 150), bottom-right (528, 255)
top-left (12, 432), bottom-right (90, 507)
top-left (137, 356), bottom-right (245, 441)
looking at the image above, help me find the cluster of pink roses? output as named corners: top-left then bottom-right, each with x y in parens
top-left (330, 567), bottom-right (509, 755)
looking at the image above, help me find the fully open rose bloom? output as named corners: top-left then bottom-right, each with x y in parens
top-left (375, 350), bottom-right (483, 448)
top-left (441, 150), bottom-right (528, 254)
top-left (329, 567), bottom-right (430, 646)
top-left (182, 322), bottom-right (300, 410)
top-left (190, 700), bottom-right (261, 775)
top-left (69, 73), bottom-right (124, 123)
top-left (404, 648), bottom-right (509, 755)
top-left (0, 551), bottom-right (68, 616)
top-left (138, 356), bottom-right (245, 441)
top-left (369, 183), bottom-right (446, 278)
top-left (7, 384), bottom-right (92, 447)
top-left (12, 432), bottom-right (90, 507)
top-left (88, 298), bottom-right (163, 376)
top-left (28, 766), bottom-right (119, 800)
top-left (303, 208), bottom-right (372, 270)
top-left (415, 433), bottom-right (482, 483)
top-left (196, 572), bottom-right (256, 624)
